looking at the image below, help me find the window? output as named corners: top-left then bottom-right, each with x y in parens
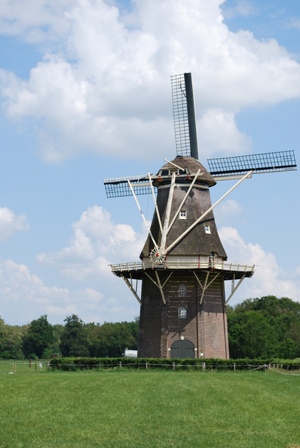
top-left (178, 284), bottom-right (187, 298)
top-left (179, 210), bottom-right (187, 219)
top-left (204, 224), bottom-right (211, 234)
top-left (178, 306), bottom-right (187, 319)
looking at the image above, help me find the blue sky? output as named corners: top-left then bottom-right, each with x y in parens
top-left (0, 0), bottom-right (299, 325)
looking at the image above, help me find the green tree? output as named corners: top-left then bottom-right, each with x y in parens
top-left (88, 320), bottom-right (139, 357)
top-left (0, 317), bottom-right (27, 359)
top-left (228, 310), bottom-right (278, 358)
top-left (228, 296), bottom-right (300, 359)
top-left (285, 320), bottom-right (300, 357)
top-left (42, 324), bottom-right (65, 358)
top-left (22, 315), bottom-right (53, 358)
top-left (60, 315), bottom-right (90, 357)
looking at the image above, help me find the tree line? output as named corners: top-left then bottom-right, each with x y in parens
top-left (0, 315), bottom-right (139, 359)
top-left (1, 296), bottom-right (300, 359)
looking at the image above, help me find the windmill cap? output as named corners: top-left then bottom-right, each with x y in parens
top-left (158, 156), bottom-right (216, 187)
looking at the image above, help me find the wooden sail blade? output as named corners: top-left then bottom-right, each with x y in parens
top-left (207, 150), bottom-right (297, 179)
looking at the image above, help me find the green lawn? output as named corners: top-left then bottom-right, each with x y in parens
top-left (0, 366), bottom-right (299, 447)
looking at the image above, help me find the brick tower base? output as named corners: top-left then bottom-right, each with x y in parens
top-left (138, 272), bottom-right (229, 359)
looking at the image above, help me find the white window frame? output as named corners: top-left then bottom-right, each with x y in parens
top-left (179, 210), bottom-right (187, 219)
top-left (204, 224), bottom-right (211, 234)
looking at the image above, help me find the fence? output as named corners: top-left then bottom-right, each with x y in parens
top-left (0, 360), bottom-right (48, 375)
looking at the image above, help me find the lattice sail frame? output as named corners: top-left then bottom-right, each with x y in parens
top-left (104, 175), bottom-right (152, 198)
top-left (207, 150), bottom-right (297, 178)
top-left (171, 74), bottom-right (190, 157)
top-left (171, 73), bottom-right (198, 159)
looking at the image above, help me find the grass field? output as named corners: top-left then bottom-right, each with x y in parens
top-left (0, 363), bottom-right (300, 447)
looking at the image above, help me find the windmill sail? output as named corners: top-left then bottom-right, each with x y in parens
top-left (208, 150), bottom-right (297, 179)
top-left (104, 175), bottom-right (152, 198)
top-left (171, 73), bottom-right (199, 159)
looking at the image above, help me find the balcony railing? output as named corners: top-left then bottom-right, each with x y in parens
top-left (110, 258), bottom-right (255, 274)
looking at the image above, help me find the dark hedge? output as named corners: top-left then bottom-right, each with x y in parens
top-left (49, 357), bottom-right (300, 371)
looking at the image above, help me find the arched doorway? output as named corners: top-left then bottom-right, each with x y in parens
top-left (170, 339), bottom-right (195, 358)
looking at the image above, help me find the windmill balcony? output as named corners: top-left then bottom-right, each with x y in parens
top-left (110, 255), bottom-right (255, 280)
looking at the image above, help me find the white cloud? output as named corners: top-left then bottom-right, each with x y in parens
top-left (37, 205), bottom-right (147, 281)
top-left (199, 109), bottom-right (252, 157)
top-left (219, 226), bottom-right (300, 304)
top-left (0, 207), bottom-right (29, 241)
top-left (0, 258), bottom-right (71, 323)
top-left (0, 0), bottom-right (72, 43)
top-left (214, 199), bottom-right (243, 226)
top-left (0, 256), bottom-right (139, 325)
top-left (0, 0), bottom-right (300, 162)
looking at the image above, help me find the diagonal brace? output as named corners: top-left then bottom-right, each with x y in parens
top-left (193, 271), bottom-right (220, 304)
top-left (120, 274), bottom-right (141, 304)
top-left (144, 271), bottom-right (173, 305)
top-left (225, 274), bottom-right (246, 304)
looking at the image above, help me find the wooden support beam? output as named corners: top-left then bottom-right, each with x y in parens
top-left (144, 271), bottom-right (171, 305)
top-left (120, 274), bottom-right (141, 304)
top-left (193, 271), bottom-right (221, 304)
top-left (225, 274), bottom-right (246, 304)
top-left (155, 271), bottom-right (166, 305)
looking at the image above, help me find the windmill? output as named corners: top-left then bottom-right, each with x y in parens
top-left (104, 73), bottom-right (297, 359)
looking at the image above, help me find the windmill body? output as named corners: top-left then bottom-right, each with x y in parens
top-left (104, 73), bottom-right (297, 359)
top-left (139, 156), bottom-right (232, 358)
